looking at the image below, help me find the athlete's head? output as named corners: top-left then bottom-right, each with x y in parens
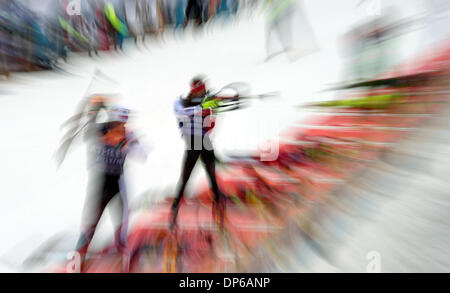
top-left (109, 105), bottom-right (130, 123)
top-left (188, 76), bottom-right (207, 99)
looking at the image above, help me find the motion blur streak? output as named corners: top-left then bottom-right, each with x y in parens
top-left (0, 0), bottom-right (449, 273)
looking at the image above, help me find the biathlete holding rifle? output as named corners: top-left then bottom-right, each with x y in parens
top-left (170, 76), bottom-right (236, 231)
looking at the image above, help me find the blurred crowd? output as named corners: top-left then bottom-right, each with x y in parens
top-left (0, 0), bottom-right (259, 76)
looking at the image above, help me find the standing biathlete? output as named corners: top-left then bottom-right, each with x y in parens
top-left (74, 104), bottom-right (145, 272)
top-left (171, 77), bottom-right (225, 231)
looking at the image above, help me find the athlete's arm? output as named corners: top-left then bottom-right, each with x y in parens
top-left (122, 131), bottom-right (149, 161)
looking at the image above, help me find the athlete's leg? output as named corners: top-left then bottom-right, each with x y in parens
top-left (276, 11), bottom-right (293, 55)
top-left (200, 148), bottom-right (220, 202)
top-left (75, 199), bottom-right (107, 256)
top-left (110, 175), bottom-right (129, 252)
top-left (200, 135), bottom-right (221, 199)
top-left (200, 146), bottom-right (225, 230)
top-left (266, 18), bottom-right (278, 59)
top-left (75, 174), bottom-right (114, 256)
top-left (115, 175), bottom-right (130, 272)
top-left (170, 149), bottom-right (201, 228)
